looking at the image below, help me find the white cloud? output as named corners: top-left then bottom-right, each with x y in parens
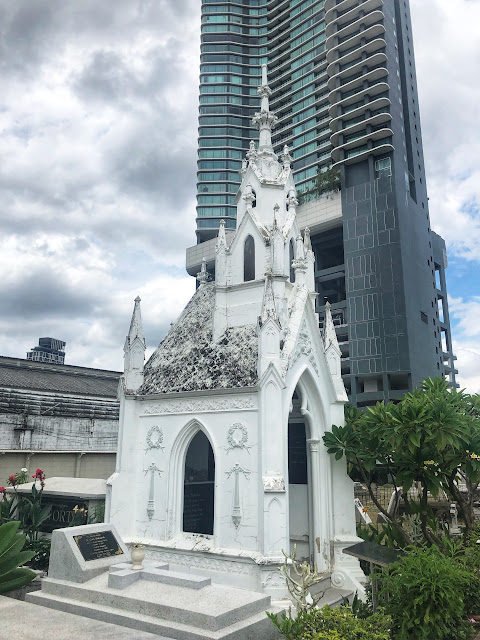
top-left (448, 297), bottom-right (480, 393)
top-left (411, 0), bottom-right (480, 262)
top-left (0, 1), bottom-right (200, 368)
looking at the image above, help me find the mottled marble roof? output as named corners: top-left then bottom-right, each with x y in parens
top-left (140, 283), bottom-right (258, 395)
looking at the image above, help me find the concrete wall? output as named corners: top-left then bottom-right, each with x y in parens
top-left (0, 451), bottom-right (115, 482)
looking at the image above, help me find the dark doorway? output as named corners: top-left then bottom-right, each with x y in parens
top-left (288, 421), bottom-right (310, 558)
top-left (183, 431), bottom-right (215, 535)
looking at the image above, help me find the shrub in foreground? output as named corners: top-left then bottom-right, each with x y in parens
top-left (268, 605), bottom-right (391, 640)
top-left (381, 545), bottom-right (473, 640)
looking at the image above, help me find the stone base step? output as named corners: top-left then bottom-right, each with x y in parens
top-left (26, 591), bottom-right (283, 640)
top-left (108, 562), bottom-right (211, 590)
top-left (36, 575), bottom-right (270, 630)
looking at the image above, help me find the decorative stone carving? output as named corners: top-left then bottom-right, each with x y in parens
top-left (290, 321), bottom-right (319, 376)
top-left (261, 569), bottom-right (283, 589)
top-left (145, 549), bottom-right (257, 576)
top-left (225, 423), bottom-right (253, 454)
top-left (226, 463), bottom-right (252, 529)
top-left (146, 426), bottom-right (164, 451)
top-left (331, 570), bottom-right (346, 588)
top-left (143, 463), bottom-right (163, 520)
top-left (263, 476), bottom-right (286, 492)
top-left (142, 396), bottom-right (256, 415)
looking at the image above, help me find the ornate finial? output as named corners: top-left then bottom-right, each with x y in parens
top-left (252, 64), bottom-right (278, 157)
top-left (240, 157), bottom-right (248, 176)
top-left (280, 145), bottom-right (292, 170)
top-left (216, 219), bottom-right (227, 251)
top-left (261, 63), bottom-right (268, 86)
top-left (246, 140), bottom-right (257, 164)
top-left (196, 257), bottom-right (209, 286)
top-left (260, 275), bottom-right (279, 324)
top-left (304, 227), bottom-right (312, 252)
top-left (292, 234), bottom-right (308, 274)
top-left (243, 183), bottom-right (256, 210)
top-left (287, 188), bottom-right (299, 210)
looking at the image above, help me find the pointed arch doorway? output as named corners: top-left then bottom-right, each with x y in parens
top-left (288, 388), bottom-right (312, 560)
top-left (183, 431), bottom-right (215, 535)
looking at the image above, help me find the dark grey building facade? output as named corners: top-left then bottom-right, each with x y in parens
top-left (191, 0), bottom-right (457, 405)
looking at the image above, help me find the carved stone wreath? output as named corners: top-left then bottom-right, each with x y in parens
top-left (146, 425), bottom-right (165, 451)
top-left (226, 423), bottom-right (252, 453)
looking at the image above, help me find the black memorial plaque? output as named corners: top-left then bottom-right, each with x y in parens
top-left (40, 498), bottom-right (89, 533)
top-left (183, 482), bottom-right (214, 535)
top-left (74, 529), bottom-right (124, 562)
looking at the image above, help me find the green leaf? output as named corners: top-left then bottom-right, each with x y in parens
top-left (0, 533), bottom-right (26, 559)
top-left (0, 522), bottom-right (20, 556)
top-left (0, 567), bottom-right (36, 595)
top-left (0, 550), bottom-right (34, 576)
top-left (334, 450), bottom-right (343, 461)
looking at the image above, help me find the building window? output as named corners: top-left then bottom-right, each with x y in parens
top-left (244, 235), bottom-right (255, 282)
top-left (420, 311), bottom-right (428, 324)
top-left (375, 157), bottom-right (392, 178)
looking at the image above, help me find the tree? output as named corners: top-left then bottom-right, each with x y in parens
top-left (300, 165), bottom-right (341, 203)
top-left (323, 378), bottom-right (480, 549)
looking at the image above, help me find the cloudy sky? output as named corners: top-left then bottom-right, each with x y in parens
top-left (0, 1), bottom-right (479, 393)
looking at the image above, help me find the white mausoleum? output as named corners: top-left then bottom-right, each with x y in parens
top-left (106, 67), bottom-right (364, 599)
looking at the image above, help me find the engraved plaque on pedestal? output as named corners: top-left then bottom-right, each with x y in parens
top-left (74, 529), bottom-right (124, 562)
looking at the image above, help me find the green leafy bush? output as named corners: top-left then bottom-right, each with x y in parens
top-left (381, 545), bottom-right (473, 640)
top-left (24, 538), bottom-right (51, 571)
top-left (268, 606), bottom-right (391, 640)
top-left (0, 521), bottom-right (36, 595)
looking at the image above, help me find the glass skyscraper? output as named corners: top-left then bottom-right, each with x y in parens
top-left (190, 0), bottom-right (458, 405)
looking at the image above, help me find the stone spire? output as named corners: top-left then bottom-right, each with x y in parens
top-left (215, 221), bottom-right (228, 287)
top-left (324, 302), bottom-right (340, 352)
top-left (124, 296), bottom-right (146, 391)
top-left (252, 64), bottom-right (278, 159)
top-left (323, 301), bottom-right (344, 396)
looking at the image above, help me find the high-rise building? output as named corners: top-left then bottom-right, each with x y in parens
top-left (27, 337), bottom-right (66, 364)
top-left (189, 0), bottom-right (458, 405)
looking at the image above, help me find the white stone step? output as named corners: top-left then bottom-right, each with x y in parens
top-left (26, 591), bottom-right (283, 640)
top-left (108, 562), bottom-right (211, 590)
top-left (32, 575), bottom-right (273, 632)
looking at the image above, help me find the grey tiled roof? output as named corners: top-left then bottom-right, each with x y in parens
top-left (140, 283), bottom-right (258, 395)
top-left (0, 357), bottom-right (120, 398)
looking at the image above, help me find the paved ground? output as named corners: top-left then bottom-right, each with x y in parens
top-left (0, 596), bottom-right (169, 640)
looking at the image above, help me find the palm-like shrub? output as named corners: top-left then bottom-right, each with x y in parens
top-left (0, 521), bottom-right (36, 594)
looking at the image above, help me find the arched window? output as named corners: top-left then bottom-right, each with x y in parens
top-left (289, 239), bottom-right (295, 283)
top-left (251, 188), bottom-right (256, 208)
top-left (244, 235), bottom-right (255, 282)
top-left (183, 431), bottom-right (215, 535)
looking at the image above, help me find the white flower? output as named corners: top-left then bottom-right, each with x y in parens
top-left (21, 468), bottom-right (27, 473)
